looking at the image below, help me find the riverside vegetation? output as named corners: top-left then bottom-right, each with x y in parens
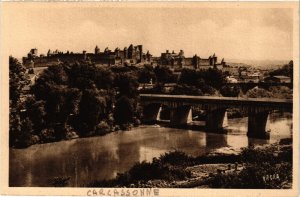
top-left (9, 56), bottom-right (293, 148)
top-left (85, 138), bottom-right (292, 189)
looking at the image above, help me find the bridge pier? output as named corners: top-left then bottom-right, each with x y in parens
top-left (143, 104), bottom-right (162, 123)
top-left (247, 111), bottom-right (270, 139)
top-left (170, 106), bottom-right (193, 126)
top-left (205, 109), bottom-right (227, 132)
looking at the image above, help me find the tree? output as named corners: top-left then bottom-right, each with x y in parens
top-left (9, 56), bottom-right (29, 104)
top-left (269, 60), bottom-right (293, 83)
top-left (9, 57), bottom-right (30, 147)
top-left (138, 65), bottom-right (156, 85)
top-left (31, 64), bottom-right (69, 100)
top-left (200, 68), bottom-right (226, 89)
top-left (171, 84), bottom-right (203, 96)
top-left (220, 85), bottom-right (241, 97)
top-left (23, 96), bottom-right (46, 135)
top-left (114, 72), bottom-right (139, 98)
top-left (113, 96), bottom-right (134, 126)
top-left (177, 68), bottom-right (224, 96)
top-left (246, 87), bottom-right (273, 98)
top-left (178, 69), bottom-right (198, 86)
top-left (77, 88), bottom-right (110, 136)
top-left (154, 66), bottom-right (174, 84)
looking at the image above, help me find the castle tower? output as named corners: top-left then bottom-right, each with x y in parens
top-left (212, 53), bottom-right (217, 65)
top-left (221, 58), bottom-right (226, 66)
top-left (104, 47), bottom-right (110, 54)
top-left (209, 56), bottom-right (213, 66)
top-left (95, 46), bottom-right (100, 54)
top-left (192, 54), bottom-right (199, 69)
top-left (146, 50), bottom-right (151, 61)
top-left (128, 44), bottom-right (134, 59)
top-left (115, 47), bottom-right (120, 57)
top-left (47, 49), bottom-right (52, 57)
top-left (179, 50), bottom-right (184, 57)
top-left (83, 50), bottom-right (87, 60)
top-left (124, 47), bottom-right (128, 59)
top-left (137, 45), bottom-right (143, 62)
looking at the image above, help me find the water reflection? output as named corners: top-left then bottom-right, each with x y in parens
top-left (9, 112), bottom-right (292, 187)
top-left (248, 138), bottom-right (270, 147)
top-left (205, 133), bottom-right (228, 150)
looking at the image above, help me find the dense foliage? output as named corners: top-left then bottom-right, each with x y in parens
top-left (269, 60), bottom-right (293, 82)
top-left (245, 86), bottom-right (292, 99)
top-left (9, 58), bottom-right (293, 147)
top-left (209, 143), bottom-right (292, 188)
top-left (10, 60), bottom-right (143, 147)
top-left (175, 68), bottom-right (225, 95)
top-left (88, 151), bottom-right (193, 187)
top-left (9, 57), bottom-right (32, 148)
top-left (87, 141), bottom-right (292, 188)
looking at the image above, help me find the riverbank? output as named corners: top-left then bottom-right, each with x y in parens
top-left (86, 138), bottom-right (292, 189)
top-left (12, 110), bottom-right (292, 149)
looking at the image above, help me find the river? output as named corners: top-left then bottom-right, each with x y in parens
top-left (9, 112), bottom-right (292, 187)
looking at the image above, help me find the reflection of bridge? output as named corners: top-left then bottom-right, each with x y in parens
top-left (140, 94), bottom-right (293, 139)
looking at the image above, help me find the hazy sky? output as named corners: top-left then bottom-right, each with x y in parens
top-left (3, 4), bottom-right (294, 61)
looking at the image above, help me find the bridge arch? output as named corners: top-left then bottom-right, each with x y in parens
top-left (142, 103), bottom-right (162, 123)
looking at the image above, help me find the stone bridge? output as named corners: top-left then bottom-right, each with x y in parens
top-left (140, 94), bottom-right (293, 139)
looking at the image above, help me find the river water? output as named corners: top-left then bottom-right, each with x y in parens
top-left (9, 112), bottom-right (292, 187)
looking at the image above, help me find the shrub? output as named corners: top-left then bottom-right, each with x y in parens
top-left (171, 84), bottom-right (203, 96)
top-left (40, 128), bottom-right (56, 143)
top-left (220, 85), bottom-right (240, 97)
top-left (209, 144), bottom-right (293, 188)
top-left (209, 162), bottom-right (292, 189)
top-left (246, 87), bottom-right (273, 98)
top-left (158, 150), bottom-right (193, 167)
top-left (95, 121), bottom-right (111, 135)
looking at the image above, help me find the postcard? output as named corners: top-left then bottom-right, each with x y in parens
top-left (0, 2), bottom-right (299, 196)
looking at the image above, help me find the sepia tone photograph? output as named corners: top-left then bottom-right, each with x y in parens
top-left (1, 2), bottom-right (299, 196)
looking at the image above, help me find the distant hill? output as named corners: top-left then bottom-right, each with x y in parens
top-left (226, 59), bottom-right (290, 70)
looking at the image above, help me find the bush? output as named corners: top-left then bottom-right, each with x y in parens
top-left (220, 85), bottom-right (240, 97)
top-left (40, 128), bottom-right (56, 143)
top-left (245, 87), bottom-right (273, 98)
top-left (95, 121), bottom-right (111, 135)
top-left (269, 86), bottom-right (293, 99)
top-left (158, 150), bottom-right (193, 167)
top-left (114, 96), bottom-right (134, 125)
top-left (209, 144), bottom-right (293, 188)
top-left (209, 162), bottom-right (292, 189)
top-left (171, 84), bottom-right (203, 96)
top-left (88, 151), bottom-right (192, 187)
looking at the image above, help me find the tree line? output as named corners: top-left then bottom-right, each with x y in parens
top-left (10, 58), bottom-right (143, 147)
top-left (9, 57), bottom-right (293, 148)
top-left (10, 57), bottom-right (207, 148)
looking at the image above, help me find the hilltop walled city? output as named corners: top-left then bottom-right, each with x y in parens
top-left (22, 44), bottom-right (291, 88)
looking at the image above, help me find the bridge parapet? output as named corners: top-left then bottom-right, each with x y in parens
top-left (140, 94), bottom-right (292, 112)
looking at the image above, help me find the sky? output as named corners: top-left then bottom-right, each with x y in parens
top-left (2, 4), bottom-right (294, 61)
